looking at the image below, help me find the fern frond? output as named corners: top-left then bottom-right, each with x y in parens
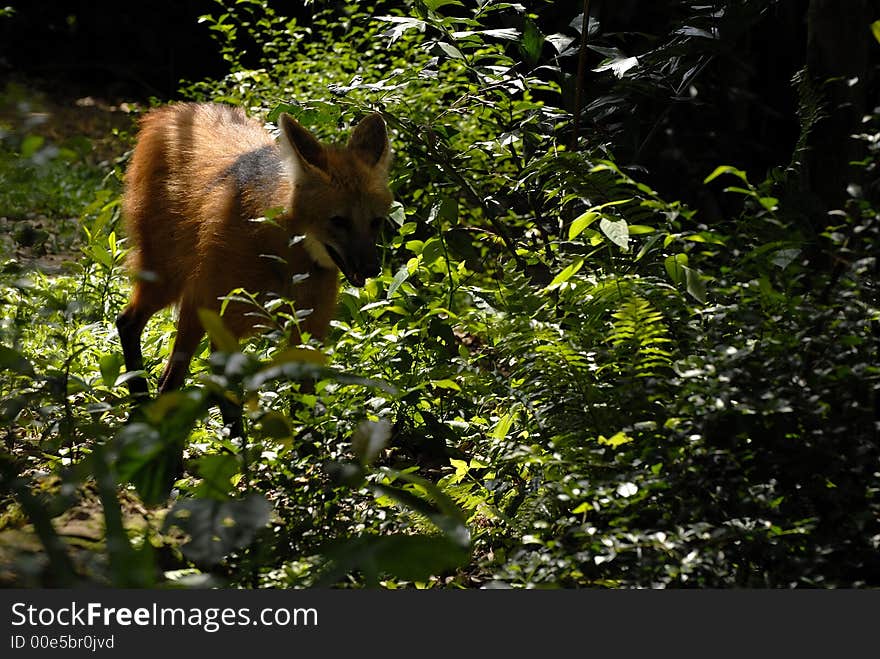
top-left (606, 295), bottom-right (673, 377)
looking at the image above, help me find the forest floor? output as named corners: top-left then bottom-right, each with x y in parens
top-left (1, 76), bottom-right (139, 161)
top-left (0, 77), bottom-right (139, 271)
top-left (0, 77), bottom-right (164, 587)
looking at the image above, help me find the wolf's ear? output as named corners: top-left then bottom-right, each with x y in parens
top-left (348, 113), bottom-right (391, 173)
top-left (278, 113), bottom-right (327, 179)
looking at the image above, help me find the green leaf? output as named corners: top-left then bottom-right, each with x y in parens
top-left (388, 202), bottom-right (406, 226)
top-left (758, 196), bottom-right (779, 211)
top-left (521, 16), bottom-right (544, 64)
top-left (272, 347), bottom-right (326, 366)
top-left (194, 454), bottom-right (240, 499)
top-left (107, 230), bottom-right (119, 258)
top-left (683, 231), bottom-right (726, 245)
top-left (770, 248), bottom-right (800, 270)
top-left (683, 266), bottom-right (707, 303)
top-left (84, 243), bottom-right (113, 269)
top-left (320, 534), bottom-right (470, 585)
top-left (664, 253), bottom-right (688, 285)
top-left (598, 431), bottom-right (634, 448)
top-left (600, 218), bottom-right (630, 252)
top-left (352, 419), bottom-right (391, 466)
top-left (198, 308), bottom-right (238, 353)
top-left (616, 482), bottom-right (638, 498)
top-left (420, 236), bottom-right (445, 267)
top-left (378, 16), bottom-right (428, 43)
top-left (437, 195), bottom-right (458, 222)
top-left (162, 494), bottom-right (272, 566)
top-left (569, 211), bottom-right (598, 240)
top-left (267, 100), bottom-right (340, 126)
top-left (492, 411), bottom-right (516, 441)
top-left (704, 165), bottom-right (748, 185)
top-left (386, 264), bottom-right (411, 299)
top-left (423, 0), bottom-right (463, 10)
top-left (0, 345), bottom-right (35, 376)
top-left (110, 423), bottom-right (183, 505)
top-left (435, 42), bottom-right (464, 59)
top-left (20, 134), bottom-right (44, 159)
top-left (545, 257), bottom-right (584, 290)
top-left (452, 28), bottom-right (520, 41)
top-left (372, 474), bottom-right (469, 545)
top-left (89, 445), bottom-right (156, 588)
top-left (431, 378), bottom-right (461, 391)
top-left (872, 20), bottom-right (880, 44)
top-left (258, 411), bottom-right (292, 439)
top-left (571, 199), bottom-right (633, 241)
top-left (99, 353), bottom-right (123, 388)
top-left (635, 233), bottom-right (664, 262)
top-left (110, 390), bottom-right (208, 504)
top-left (594, 55), bottom-right (639, 77)
top-left (1, 396), bottom-right (29, 423)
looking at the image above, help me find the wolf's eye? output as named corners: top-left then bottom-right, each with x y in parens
top-left (370, 217), bottom-right (384, 231)
top-left (330, 215), bottom-right (351, 230)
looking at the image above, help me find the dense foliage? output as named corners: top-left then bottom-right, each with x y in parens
top-left (1, 0), bottom-right (878, 588)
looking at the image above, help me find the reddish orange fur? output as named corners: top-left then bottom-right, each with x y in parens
top-left (117, 102), bottom-right (392, 396)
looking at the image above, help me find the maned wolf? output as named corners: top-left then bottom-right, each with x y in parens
top-left (116, 102), bottom-right (393, 404)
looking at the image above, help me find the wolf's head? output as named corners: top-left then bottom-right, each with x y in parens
top-left (278, 112), bottom-right (393, 287)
